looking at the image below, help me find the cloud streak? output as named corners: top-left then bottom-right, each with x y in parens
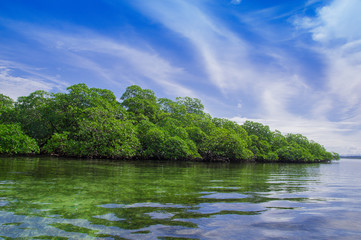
top-left (131, 0), bottom-right (361, 154)
top-left (0, 21), bottom-right (196, 98)
top-left (0, 66), bottom-right (58, 100)
top-left (130, 0), bottom-right (361, 154)
top-left (257, 0), bottom-right (361, 154)
top-left (131, 0), bottom-right (258, 93)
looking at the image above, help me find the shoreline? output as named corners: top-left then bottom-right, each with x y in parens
top-left (0, 153), bottom-right (334, 164)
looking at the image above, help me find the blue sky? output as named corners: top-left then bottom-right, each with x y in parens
top-left (1, 0), bottom-right (361, 155)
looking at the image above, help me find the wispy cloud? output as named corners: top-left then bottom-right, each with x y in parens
top-left (302, 0), bottom-right (361, 43)
top-left (301, 5), bottom-right (361, 101)
top-left (259, 0), bottom-right (361, 154)
top-left (229, 0), bottom-right (361, 155)
top-left (0, 21), bottom-right (195, 98)
top-left (129, 0), bottom-right (361, 154)
top-left (0, 66), bottom-right (59, 100)
top-left (131, 0), bottom-right (258, 93)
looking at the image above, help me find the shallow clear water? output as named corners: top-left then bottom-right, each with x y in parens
top-left (0, 157), bottom-right (360, 239)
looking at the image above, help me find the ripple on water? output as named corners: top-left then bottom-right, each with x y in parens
top-left (191, 202), bottom-right (265, 215)
top-left (0, 201), bottom-right (9, 207)
top-left (146, 211), bottom-right (175, 219)
top-left (98, 202), bottom-right (187, 209)
top-left (1, 158), bottom-right (361, 239)
top-left (200, 192), bottom-right (249, 199)
top-left (97, 203), bottom-right (125, 209)
top-left (93, 213), bottom-right (125, 221)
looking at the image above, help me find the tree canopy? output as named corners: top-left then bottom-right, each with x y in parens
top-left (0, 84), bottom-right (339, 162)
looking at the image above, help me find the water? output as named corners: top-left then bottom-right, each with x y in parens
top-left (0, 157), bottom-right (360, 239)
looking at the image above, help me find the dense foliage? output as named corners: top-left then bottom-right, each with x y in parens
top-left (0, 84), bottom-right (339, 162)
top-left (0, 123), bottom-right (39, 155)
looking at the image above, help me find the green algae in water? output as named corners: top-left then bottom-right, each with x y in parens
top-left (0, 157), bottom-right (361, 239)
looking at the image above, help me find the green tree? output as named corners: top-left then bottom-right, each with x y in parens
top-left (2, 83), bottom-right (338, 162)
top-left (136, 119), bottom-right (200, 160)
top-left (137, 122), bottom-right (167, 159)
top-left (185, 126), bottom-right (207, 149)
top-left (0, 93), bottom-right (14, 123)
top-left (271, 130), bottom-right (288, 151)
top-left (44, 107), bottom-right (140, 158)
top-left (120, 85), bottom-right (160, 122)
top-left (42, 132), bottom-right (70, 156)
top-left (0, 94), bottom-right (13, 108)
top-left (162, 136), bottom-right (200, 160)
top-left (176, 97), bottom-right (204, 115)
top-left (0, 124), bottom-right (39, 154)
top-left (158, 98), bottom-right (186, 116)
top-left (14, 90), bottom-right (54, 147)
top-left (242, 121), bottom-right (273, 142)
top-left (202, 128), bottom-right (252, 161)
top-left (248, 135), bottom-right (278, 161)
top-left (212, 118), bottom-right (249, 140)
top-left (286, 133), bottom-right (310, 148)
top-left (276, 145), bottom-right (314, 162)
top-left (332, 152), bottom-right (340, 160)
top-left (50, 83), bottom-right (126, 133)
top-left (192, 114), bottom-right (216, 135)
top-left (75, 116), bottom-right (139, 158)
top-left (157, 117), bottom-right (188, 139)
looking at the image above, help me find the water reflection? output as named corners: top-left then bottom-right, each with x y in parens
top-left (0, 157), bottom-right (360, 239)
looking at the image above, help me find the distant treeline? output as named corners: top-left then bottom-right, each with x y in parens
top-left (340, 156), bottom-right (361, 159)
top-left (0, 84), bottom-right (339, 162)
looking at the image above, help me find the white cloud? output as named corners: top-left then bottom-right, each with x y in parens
top-left (1, 22), bottom-right (196, 98)
top-left (131, 0), bottom-right (259, 94)
top-left (326, 43), bottom-right (361, 111)
top-left (297, 0), bottom-right (361, 118)
top-left (0, 60), bottom-right (68, 88)
top-left (130, 0), bottom-right (323, 105)
top-left (131, 0), bottom-right (361, 154)
top-left (251, 0), bottom-right (361, 155)
top-left (305, 0), bottom-right (361, 43)
top-left (60, 34), bottom-right (195, 97)
top-left (138, 0), bottom-right (361, 155)
top-left (0, 67), bottom-right (56, 99)
top-left (235, 0), bottom-right (361, 155)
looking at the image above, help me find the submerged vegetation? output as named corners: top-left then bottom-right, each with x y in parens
top-left (0, 84), bottom-right (339, 162)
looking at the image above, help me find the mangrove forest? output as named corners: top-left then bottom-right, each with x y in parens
top-left (0, 83), bottom-right (339, 162)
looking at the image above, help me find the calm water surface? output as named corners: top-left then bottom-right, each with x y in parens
top-left (0, 157), bottom-right (360, 239)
